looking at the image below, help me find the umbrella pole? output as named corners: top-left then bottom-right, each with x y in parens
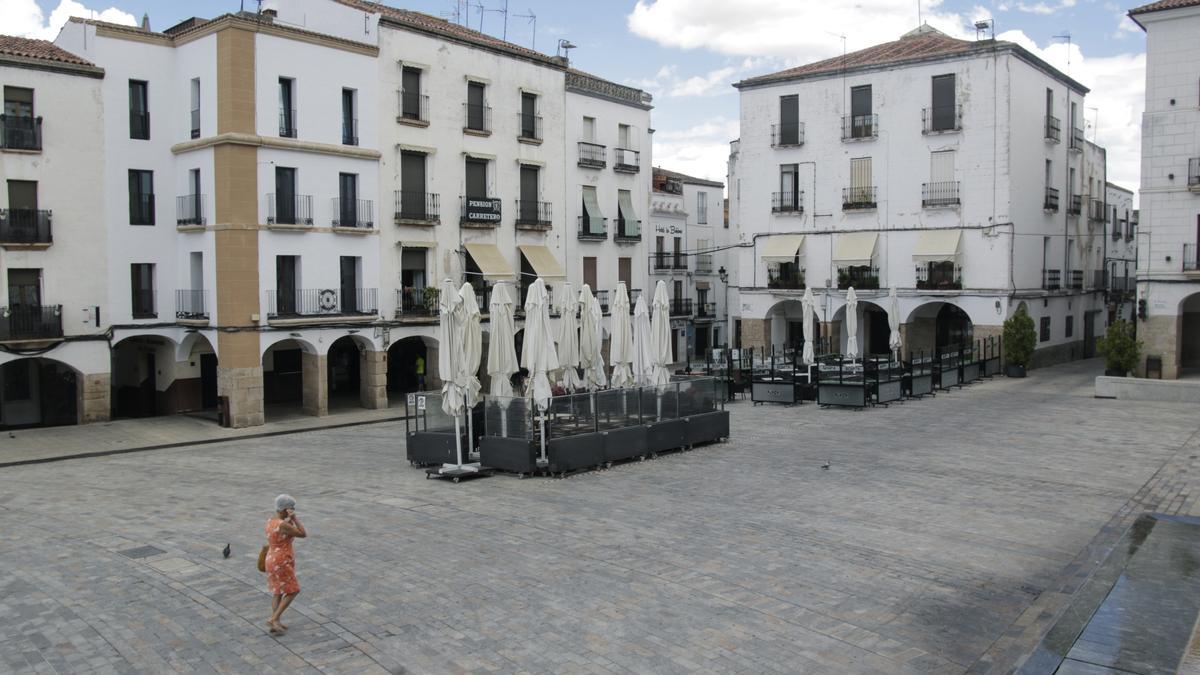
top-left (538, 410), bottom-right (547, 464)
top-left (454, 414), bottom-right (463, 467)
top-left (467, 408), bottom-right (474, 458)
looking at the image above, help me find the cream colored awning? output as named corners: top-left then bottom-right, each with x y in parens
top-left (518, 244), bottom-right (565, 280)
top-left (912, 229), bottom-right (962, 264)
top-left (761, 235), bottom-right (805, 263)
top-left (464, 242), bottom-right (515, 281)
top-left (833, 232), bottom-right (878, 266)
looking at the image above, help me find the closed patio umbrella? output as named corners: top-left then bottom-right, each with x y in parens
top-left (844, 287), bottom-right (859, 360)
top-left (649, 280), bottom-right (672, 386)
top-left (487, 282), bottom-right (518, 436)
top-left (578, 284), bottom-right (607, 390)
top-left (609, 283), bottom-right (635, 389)
top-left (888, 286), bottom-right (902, 359)
top-left (436, 279), bottom-right (475, 473)
top-left (802, 287), bottom-right (816, 365)
top-left (555, 282), bottom-right (583, 391)
top-left (459, 283), bottom-right (483, 458)
top-left (632, 293), bottom-right (654, 386)
top-left (521, 278), bottom-right (560, 464)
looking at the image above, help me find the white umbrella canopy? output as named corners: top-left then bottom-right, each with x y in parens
top-left (844, 287), bottom-right (859, 359)
top-left (609, 283), bottom-right (635, 388)
top-left (459, 282), bottom-right (483, 408)
top-left (632, 294), bottom-right (654, 386)
top-left (888, 286), bottom-right (902, 358)
top-left (487, 282), bottom-right (518, 398)
top-left (802, 287), bottom-right (816, 365)
top-left (555, 282), bottom-right (583, 391)
top-left (437, 279), bottom-right (467, 418)
top-left (648, 280), bottom-right (673, 386)
top-left (578, 284), bottom-right (607, 390)
top-left (520, 278), bottom-right (560, 411)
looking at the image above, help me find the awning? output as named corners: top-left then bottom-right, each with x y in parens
top-left (518, 244), bottom-right (565, 280)
top-left (582, 186), bottom-right (605, 234)
top-left (694, 281), bottom-right (711, 290)
top-left (912, 229), bottom-right (962, 263)
top-left (833, 232), bottom-right (878, 266)
top-left (463, 242), bottom-right (514, 281)
top-left (761, 235), bottom-right (805, 262)
top-left (617, 190), bottom-right (640, 237)
top-left (397, 240), bottom-right (436, 248)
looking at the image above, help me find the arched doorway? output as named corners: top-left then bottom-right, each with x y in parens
top-left (388, 336), bottom-right (430, 393)
top-left (111, 335), bottom-right (176, 418)
top-left (327, 336), bottom-right (364, 408)
top-left (1182, 293), bottom-right (1200, 375)
top-left (905, 302), bottom-right (975, 358)
top-left (936, 304), bottom-right (972, 352)
top-left (0, 358), bottom-right (78, 429)
top-left (176, 333), bottom-right (218, 415)
top-left (262, 338), bottom-right (311, 417)
top-left (765, 300), bottom-right (818, 352)
top-left (862, 302), bottom-right (890, 356)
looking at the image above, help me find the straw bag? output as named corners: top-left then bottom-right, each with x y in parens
top-left (257, 545), bottom-right (268, 573)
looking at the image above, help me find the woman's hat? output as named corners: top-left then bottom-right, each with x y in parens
top-left (274, 494), bottom-right (296, 512)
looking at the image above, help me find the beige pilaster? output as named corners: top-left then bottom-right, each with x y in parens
top-left (79, 373), bottom-right (111, 424)
top-left (359, 350), bottom-right (388, 409)
top-left (218, 365), bottom-right (265, 428)
top-left (1136, 314), bottom-right (1180, 378)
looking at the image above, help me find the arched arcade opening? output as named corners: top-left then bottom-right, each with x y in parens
top-left (0, 357), bottom-right (78, 429)
top-left (905, 302), bottom-right (974, 359)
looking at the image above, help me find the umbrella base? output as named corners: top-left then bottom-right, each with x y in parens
top-left (426, 464), bottom-right (491, 484)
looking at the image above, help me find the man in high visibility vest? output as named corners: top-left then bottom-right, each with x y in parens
top-left (415, 354), bottom-right (426, 391)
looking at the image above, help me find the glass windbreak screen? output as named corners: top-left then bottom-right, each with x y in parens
top-left (485, 396), bottom-right (533, 439)
top-left (547, 391), bottom-right (598, 439)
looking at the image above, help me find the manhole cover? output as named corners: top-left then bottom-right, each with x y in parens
top-left (118, 545), bottom-right (165, 559)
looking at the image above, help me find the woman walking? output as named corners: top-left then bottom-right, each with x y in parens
top-left (265, 494), bottom-right (306, 634)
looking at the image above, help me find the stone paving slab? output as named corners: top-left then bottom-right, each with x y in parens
top-left (1, 360), bottom-right (1199, 673)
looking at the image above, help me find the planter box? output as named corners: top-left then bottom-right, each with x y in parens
top-left (683, 410), bottom-right (729, 446)
top-left (1006, 364), bottom-right (1027, 378)
top-left (407, 431), bottom-right (468, 466)
top-left (547, 432), bottom-right (604, 473)
top-left (479, 436), bottom-right (538, 474)
top-left (602, 425), bottom-right (647, 462)
top-left (646, 418), bottom-right (686, 454)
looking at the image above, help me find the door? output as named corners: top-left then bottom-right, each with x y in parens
top-left (618, 257), bottom-right (631, 290)
top-left (6, 180), bottom-right (37, 238)
top-left (780, 165), bottom-right (798, 208)
top-left (340, 256), bottom-right (358, 313)
top-left (39, 361), bottom-right (76, 427)
top-left (275, 167), bottom-right (296, 224)
top-left (850, 85), bottom-right (872, 135)
top-left (400, 151), bottom-right (426, 219)
top-left (465, 158), bottom-right (487, 198)
top-left (401, 67), bottom-right (421, 119)
top-left (779, 95), bottom-right (799, 144)
top-left (466, 81), bottom-right (485, 130)
top-left (276, 256), bottom-right (296, 315)
top-left (521, 93), bottom-right (537, 138)
top-left (200, 353), bottom-right (218, 409)
top-left (519, 165), bottom-right (538, 221)
top-left (341, 89), bottom-right (355, 143)
top-left (583, 257), bottom-right (597, 291)
top-left (7, 269), bottom-right (41, 336)
top-left (278, 78), bottom-right (293, 134)
top-left (931, 74), bottom-right (955, 130)
top-left (339, 173), bottom-right (357, 227)
top-left (850, 157), bottom-right (872, 203)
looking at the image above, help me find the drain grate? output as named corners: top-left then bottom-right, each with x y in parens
top-left (118, 545), bottom-right (165, 559)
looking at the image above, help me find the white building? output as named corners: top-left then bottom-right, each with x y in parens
top-left (0, 36), bottom-right (109, 429)
top-left (1128, 0), bottom-right (1200, 378)
top-left (1105, 182), bottom-right (1137, 323)
top-left (728, 26), bottom-right (1109, 365)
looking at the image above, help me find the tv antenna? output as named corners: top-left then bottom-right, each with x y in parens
top-left (974, 18), bottom-right (994, 40)
top-left (513, 8), bottom-right (536, 50)
top-left (1052, 32), bottom-right (1072, 71)
top-left (557, 38), bottom-right (576, 60)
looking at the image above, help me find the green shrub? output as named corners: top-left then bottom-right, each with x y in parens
top-left (423, 286), bottom-right (441, 312)
top-left (1097, 319), bottom-right (1141, 374)
top-left (1003, 305), bottom-right (1036, 367)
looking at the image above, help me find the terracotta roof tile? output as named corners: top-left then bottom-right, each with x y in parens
top-left (653, 166), bottom-right (724, 188)
top-left (1129, 0), bottom-right (1200, 14)
top-left (0, 34), bottom-right (94, 67)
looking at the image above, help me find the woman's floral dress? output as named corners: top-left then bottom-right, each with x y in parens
top-left (265, 518), bottom-right (300, 595)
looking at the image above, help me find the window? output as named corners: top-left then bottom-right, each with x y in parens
top-left (674, 236), bottom-right (683, 268)
top-left (617, 189), bottom-right (639, 237)
top-left (400, 66), bottom-right (424, 121)
top-left (1045, 88), bottom-right (1053, 118)
top-left (930, 150), bottom-right (955, 183)
top-left (337, 173), bottom-right (359, 227)
top-left (581, 185), bottom-right (604, 235)
top-left (849, 85), bottom-right (873, 138)
top-left (465, 158), bottom-right (488, 198)
top-left (129, 80), bottom-right (149, 140)
top-left (517, 165), bottom-right (542, 224)
top-left (1065, 315), bottom-right (1074, 338)
top-left (697, 192), bottom-right (708, 224)
top-left (779, 94), bottom-right (799, 145)
top-left (273, 167), bottom-right (298, 224)
top-left (780, 164), bottom-right (799, 210)
top-left (275, 255), bottom-right (298, 315)
top-left (582, 116), bottom-right (595, 142)
top-left (339, 256), bottom-right (361, 313)
top-left (2, 86), bottom-right (38, 150)
top-left (618, 257), bottom-right (632, 289)
top-left (278, 77), bottom-right (295, 137)
top-left (848, 157), bottom-right (873, 206)
top-left (1040, 316), bottom-right (1051, 342)
top-left (520, 92), bottom-right (538, 140)
top-left (179, 168), bottom-right (202, 225)
top-left (618, 123), bottom-right (631, 148)
top-left (128, 170), bottom-right (154, 225)
top-left (399, 151), bottom-right (429, 220)
top-left (929, 74), bottom-right (956, 131)
top-left (190, 78), bottom-right (200, 138)
top-left (130, 263), bottom-right (156, 318)
top-left (465, 81), bottom-right (487, 132)
top-left (583, 257), bottom-right (597, 290)
top-left (341, 88), bottom-right (357, 145)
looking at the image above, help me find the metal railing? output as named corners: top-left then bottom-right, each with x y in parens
top-left (397, 91), bottom-right (429, 123)
top-left (650, 252), bottom-right (688, 271)
top-left (0, 114), bottom-right (42, 150)
top-left (842, 186), bottom-right (877, 210)
top-left (0, 209), bottom-right (52, 243)
top-left (0, 304), bottom-right (62, 341)
top-left (922, 105), bottom-right (961, 133)
top-left (279, 109), bottom-right (297, 138)
top-left (841, 114), bottom-right (878, 140)
top-left (695, 254), bottom-right (714, 274)
top-left (394, 191), bottom-right (439, 223)
top-left (578, 141), bottom-right (606, 168)
top-left (837, 266), bottom-right (879, 290)
top-left (1045, 115), bottom-right (1061, 143)
top-left (131, 289), bottom-right (157, 319)
top-left (517, 112), bottom-right (542, 141)
top-left (595, 290), bottom-right (610, 314)
top-left (1113, 220), bottom-right (1124, 241)
top-left (922, 181), bottom-right (960, 208)
top-left (1091, 270), bottom-right (1108, 290)
top-left (1043, 187), bottom-right (1060, 212)
top-left (1111, 274), bottom-right (1134, 292)
top-left (697, 302), bottom-right (716, 318)
top-left (767, 266), bottom-right (805, 289)
top-left (578, 216), bottom-right (607, 240)
top-left (1185, 244), bottom-right (1198, 272)
top-left (175, 290), bottom-right (208, 320)
top-left (1088, 198), bottom-right (1105, 222)
top-left (460, 196), bottom-right (502, 225)
top-left (515, 200), bottom-right (552, 229)
top-left (176, 194), bottom-right (205, 226)
top-left (190, 108), bottom-right (200, 139)
top-left (1189, 158), bottom-right (1200, 187)
top-left (614, 148), bottom-right (641, 173)
top-left (1042, 268), bottom-right (1061, 291)
top-left (342, 118), bottom-right (358, 146)
top-left (395, 287), bottom-right (439, 318)
top-left (129, 110), bottom-right (150, 139)
top-left (331, 198), bottom-right (374, 228)
top-left (267, 194), bottom-right (313, 225)
top-left (669, 298), bottom-right (694, 317)
top-left (916, 264), bottom-right (962, 290)
top-left (615, 218), bottom-right (641, 241)
top-left (771, 191), bottom-right (804, 214)
top-left (1069, 126), bottom-right (1084, 151)
top-left (130, 194), bottom-right (155, 225)
top-left (771, 122), bottom-right (804, 147)
top-left (463, 103), bottom-right (492, 133)
top-left (267, 288), bottom-right (379, 317)
top-left (1068, 270), bottom-right (1084, 290)
top-left (1067, 194), bottom-right (1082, 216)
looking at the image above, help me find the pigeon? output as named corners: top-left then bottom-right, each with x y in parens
top-left (820, 461), bottom-right (831, 470)
top-left (222, 543), bottom-right (231, 559)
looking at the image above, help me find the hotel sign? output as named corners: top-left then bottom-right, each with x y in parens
top-left (465, 197), bottom-right (502, 221)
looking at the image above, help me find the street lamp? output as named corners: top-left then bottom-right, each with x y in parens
top-left (718, 266), bottom-right (729, 349)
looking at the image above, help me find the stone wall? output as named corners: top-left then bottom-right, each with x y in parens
top-left (217, 366), bottom-right (265, 428)
top-left (79, 373), bottom-right (110, 424)
top-left (1136, 314), bottom-right (1180, 379)
top-left (301, 352), bottom-right (328, 417)
top-left (740, 318), bottom-right (768, 350)
top-left (359, 350), bottom-right (387, 409)
top-left (1030, 340), bottom-right (1085, 369)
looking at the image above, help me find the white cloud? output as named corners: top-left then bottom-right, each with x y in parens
top-left (652, 117), bottom-right (739, 183)
top-left (629, 61), bottom-right (773, 100)
top-left (1014, 2), bottom-right (1055, 14)
top-left (0, 0), bottom-right (136, 40)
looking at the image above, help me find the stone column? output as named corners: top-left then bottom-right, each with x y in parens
top-left (741, 318), bottom-right (767, 350)
top-left (359, 349), bottom-right (387, 409)
top-left (217, 363), bottom-right (265, 428)
top-left (425, 343), bottom-right (441, 389)
top-left (1137, 314), bottom-right (1180, 378)
top-left (79, 373), bottom-right (111, 424)
top-left (821, 321), bottom-right (840, 354)
top-left (302, 352), bottom-right (328, 417)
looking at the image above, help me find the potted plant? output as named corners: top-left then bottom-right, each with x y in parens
top-left (422, 286), bottom-right (440, 313)
top-left (1002, 305), bottom-right (1036, 377)
top-left (1097, 319), bottom-right (1141, 377)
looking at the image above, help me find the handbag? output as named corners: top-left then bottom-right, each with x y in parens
top-left (257, 545), bottom-right (268, 573)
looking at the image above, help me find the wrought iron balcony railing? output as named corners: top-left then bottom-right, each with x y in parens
top-left (922, 105), bottom-right (961, 133)
top-left (837, 266), bottom-right (879, 290)
top-left (176, 194), bottom-right (205, 226)
top-left (279, 109), bottom-right (297, 138)
top-left (463, 103), bottom-right (492, 133)
top-left (0, 209), bottom-right (52, 243)
top-left (395, 287), bottom-right (439, 318)
top-left (175, 290), bottom-right (208, 320)
top-left (0, 304), bottom-right (62, 341)
top-left (0, 114), bottom-right (42, 150)
top-left (331, 198), bottom-right (374, 228)
top-left (515, 200), bottom-right (552, 230)
top-left (669, 298), bottom-right (694, 317)
top-left (1189, 158), bottom-right (1200, 188)
top-left (628, 288), bottom-right (642, 312)
top-left (843, 186), bottom-right (877, 210)
top-left (1069, 126), bottom-right (1084, 151)
top-left (394, 191), bottom-right (439, 223)
top-left (767, 267), bottom-right (805, 290)
top-left (916, 264), bottom-right (962, 290)
top-left (267, 288), bottom-right (379, 318)
top-left (771, 122), bottom-right (804, 147)
top-left (595, 290), bottom-right (610, 314)
top-left (696, 302), bottom-right (716, 318)
top-left (614, 148), bottom-right (641, 173)
top-left (842, 114), bottom-right (878, 140)
top-left (342, 118), bottom-right (358, 146)
top-left (650, 252), bottom-right (688, 271)
top-left (1088, 198), bottom-right (1106, 222)
top-left (578, 216), bottom-right (607, 240)
top-left (1042, 268), bottom-right (1061, 291)
top-left (398, 91), bottom-right (430, 123)
top-left (517, 112), bottom-right (542, 141)
top-left (695, 254), bottom-right (714, 274)
top-left (578, 141), bottom-right (606, 168)
top-left (771, 191), bottom-right (804, 214)
top-left (1068, 270), bottom-right (1084, 290)
top-left (1068, 194), bottom-right (1082, 216)
top-left (922, 181), bottom-right (960, 208)
top-left (1045, 115), bottom-right (1061, 143)
top-left (615, 218), bottom-right (641, 242)
top-left (267, 194), bottom-right (313, 226)
top-left (1043, 187), bottom-right (1060, 212)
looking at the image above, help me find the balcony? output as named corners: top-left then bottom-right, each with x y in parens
top-left (131, 290), bottom-right (157, 319)
top-left (1067, 194), bottom-right (1082, 216)
top-left (578, 141), bottom-right (606, 169)
top-left (771, 191), bottom-right (804, 214)
top-left (696, 302), bottom-right (716, 319)
top-left (0, 304), bottom-right (62, 341)
top-left (837, 266), bottom-right (879, 290)
top-left (614, 148), bottom-right (641, 173)
top-left (130, 194), bottom-right (155, 225)
top-left (267, 194), bottom-right (313, 226)
top-left (176, 194), bottom-right (205, 226)
top-left (397, 90), bottom-right (430, 125)
top-left (515, 200), bottom-right (552, 230)
top-left (669, 298), bottom-right (693, 317)
top-left (1045, 115), bottom-right (1061, 143)
top-left (190, 108), bottom-right (200, 139)
top-left (267, 288), bottom-right (379, 319)
top-left (650, 252), bottom-right (688, 272)
top-left (1068, 270), bottom-right (1084, 290)
top-left (595, 290), bottom-right (610, 314)
top-left (922, 105), bottom-right (961, 134)
top-left (842, 186), bottom-right (877, 210)
top-left (0, 209), bottom-right (52, 244)
top-left (771, 122), bottom-right (804, 147)
top-left (1043, 187), bottom-right (1060, 212)
top-left (1042, 268), bottom-right (1061, 291)
top-left (463, 103), bottom-right (492, 135)
top-left (395, 287), bottom-right (439, 319)
top-left (279, 109), bottom-right (297, 138)
top-left (695, 254), bottom-right (714, 275)
top-left (922, 181), bottom-right (960, 208)
top-left (1189, 158), bottom-right (1200, 189)
top-left (331, 198), bottom-right (374, 229)
top-left (129, 110), bottom-right (150, 140)
top-left (1110, 274), bottom-right (1134, 293)
top-left (342, 118), bottom-right (358, 146)
top-left (615, 218), bottom-right (641, 243)
top-left (175, 289), bottom-right (208, 321)
top-left (1185, 244), bottom-right (1198, 272)
top-left (1091, 270), bottom-right (1108, 291)
top-left (767, 266), bottom-right (805, 290)
top-left (916, 264), bottom-right (962, 290)
top-left (394, 191), bottom-right (439, 225)
top-left (460, 196), bottom-right (501, 227)
top-left (578, 216), bottom-right (607, 241)
top-left (1069, 126), bottom-right (1084, 152)
top-left (841, 114), bottom-right (878, 141)
top-left (1088, 198), bottom-right (1105, 222)
top-left (0, 115), bottom-right (42, 151)
top-left (517, 113), bottom-right (542, 142)
top-left (1113, 220), bottom-right (1124, 241)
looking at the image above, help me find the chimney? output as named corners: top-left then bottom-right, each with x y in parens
top-left (141, 13), bottom-right (150, 30)
top-left (262, 8), bottom-right (278, 19)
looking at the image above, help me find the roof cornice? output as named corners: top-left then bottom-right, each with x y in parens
top-left (0, 53), bottom-right (104, 78)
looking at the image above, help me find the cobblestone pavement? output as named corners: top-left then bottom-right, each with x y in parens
top-left (2, 359), bottom-right (1199, 674)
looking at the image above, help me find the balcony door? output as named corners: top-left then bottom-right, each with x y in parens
top-left (780, 165), bottom-right (798, 208)
top-left (7, 269), bottom-right (40, 307)
top-left (466, 81), bottom-right (486, 130)
top-left (583, 257), bottom-right (597, 291)
top-left (6, 180), bottom-right (37, 235)
top-left (850, 157), bottom-right (871, 202)
top-left (521, 92), bottom-right (537, 138)
top-left (930, 74), bottom-right (955, 131)
top-left (850, 84), bottom-right (872, 136)
top-left (520, 165), bottom-right (539, 221)
top-left (340, 256), bottom-right (359, 313)
top-left (400, 151), bottom-right (427, 219)
top-left (276, 256), bottom-right (297, 315)
top-left (779, 95), bottom-right (799, 145)
top-left (401, 67), bottom-right (422, 119)
top-left (275, 167), bottom-right (296, 224)
top-left (339, 173), bottom-right (357, 227)
top-left (465, 158), bottom-right (488, 199)
top-left (618, 257), bottom-right (631, 290)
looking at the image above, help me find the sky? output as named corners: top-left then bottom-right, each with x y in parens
top-left (4, 0), bottom-right (1147, 195)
